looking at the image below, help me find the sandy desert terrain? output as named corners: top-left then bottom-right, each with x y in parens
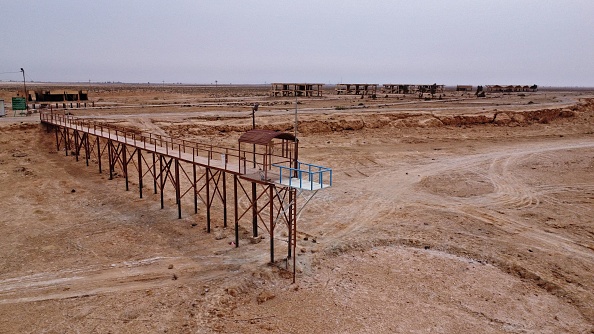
top-left (0, 84), bottom-right (593, 333)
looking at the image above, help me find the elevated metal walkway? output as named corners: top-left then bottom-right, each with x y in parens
top-left (40, 112), bottom-right (332, 190)
top-left (40, 111), bottom-right (332, 281)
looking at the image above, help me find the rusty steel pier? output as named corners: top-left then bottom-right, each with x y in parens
top-left (40, 111), bottom-right (332, 281)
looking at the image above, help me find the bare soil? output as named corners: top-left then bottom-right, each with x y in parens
top-left (1, 84), bottom-right (593, 333)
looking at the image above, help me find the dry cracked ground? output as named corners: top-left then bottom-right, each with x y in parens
top-left (0, 85), bottom-right (593, 333)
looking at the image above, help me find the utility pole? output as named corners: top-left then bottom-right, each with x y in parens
top-left (251, 102), bottom-right (259, 238)
top-left (20, 68), bottom-right (28, 111)
top-left (294, 92), bottom-right (298, 139)
top-left (251, 103), bottom-right (258, 168)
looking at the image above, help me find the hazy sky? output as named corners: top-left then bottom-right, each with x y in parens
top-left (2, 0), bottom-right (593, 86)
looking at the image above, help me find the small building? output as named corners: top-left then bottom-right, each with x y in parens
top-left (0, 99), bottom-right (5, 117)
top-left (382, 84), bottom-right (444, 94)
top-left (335, 84), bottom-right (377, 96)
top-left (486, 85), bottom-right (533, 93)
top-left (270, 83), bottom-right (324, 97)
top-left (417, 84), bottom-right (444, 94)
top-left (383, 84), bottom-right (412, 94)
top-left (486, 85), bottom-right (503, 92)
top-left (456, 85), bottom-right (473, 92)
top-left (35, 90), bottom-right (89, 102)
top-left (382, 84), bottom-right (445, 94)
top-left (17, 89), bottom-right (90, 108)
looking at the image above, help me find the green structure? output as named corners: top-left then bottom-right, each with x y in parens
top-left (12, 97), bottom-right (27, 116)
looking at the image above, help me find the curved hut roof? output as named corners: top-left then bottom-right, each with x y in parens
top-left (238, 129), bottom-right (297, 146)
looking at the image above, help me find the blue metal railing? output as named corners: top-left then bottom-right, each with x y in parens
top-left (272, 161), bottom-right (332, 190)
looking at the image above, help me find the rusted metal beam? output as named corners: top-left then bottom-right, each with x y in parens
top-left (193, 164), bottom-right (197, 214)
top-left (206, 167), bottom-right (211, 232)
top-left (270, 185), bottom-right (274, 263)
top-left (84, 133), bottom-right (90, 166)
top-left (123, 144), bottom-right (128, 191)
top-left (152, 152), bottom-right (157, 194)
top-left (54, 127), bottom-right (59, 152)
top-left (74, 130), bottom-right (79, 162)
top-left (108, 140), bottom-right (113, 180)
top-left (138, 149), bottom-right (143, 198)
top-left (159, 154), bottom-right (164, 208)
top-left (175, 158), bottom-right (181, 219)
top-left (288, 189), bottom-right (293, 259)
top-left (65, 128), bottom-right (69, 156)
top-left (234, 175), bottom-right (239, 247)
top-left (223, 171), bottom-right (227, 228)
top-left (96, 136), bottom-right (102, 173)
top-left (252, 183), bottom-right (258, 237)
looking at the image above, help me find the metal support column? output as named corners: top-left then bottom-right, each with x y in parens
top-left (288, 189), bottom-right (293, 259)
top-left (193, 164), bottom-right (198, 214)
top-left (152, 152), bottom-right (157, 194)
top-left (234, 175), bottom-right (239, 247)
top-left (123, 144), bottom-right (128, 191)
top-left (223, 172), bottom-right (227, 228)
top-left (97, 136), bottom-right (102, 173)
top-left (74, 131), bottom-right (79, 162)
top-left (65, 128), bottom-right (69, 156)
top-left (54, 127), bottom-right (60, 152)
top-left (206, 168), bottom-right (211, 233)
top-left (175, 158), bottom-right (181, 219)
top-left (108, 141), bottom-right (113, 180)
top-left (292, 188), bottom-right (297, 283)
top-left (159, 155), bottom-right (164, 209)
top-left (252, 183), bottom-right (258, 237)
top-left (84, 133), bottom-right (90, 166)
top-left (270, 185), bottom-right (274, 263)
top-left (138, 149), bottom-right (143, 198)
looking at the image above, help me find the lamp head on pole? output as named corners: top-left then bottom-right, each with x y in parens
top-left (20, 68), bottom-right (27, 110)
top-left (251, 103), bottom-right (259, 130)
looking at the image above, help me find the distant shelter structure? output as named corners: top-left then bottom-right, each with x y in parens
top-left (335, 84), bottom-right (378, 96)
top-left (270, 83), bottom-right (324, 97)
top-left (382, 84), bottom-right (444, 94)
top-left (486, 85), bottom-right (532, 93)
top-left (456, 85), bottom-right (473, 92)
top-left (17, 89), bottom-right (91, 109)
top-left (382, 84), bottom-right (413, 94)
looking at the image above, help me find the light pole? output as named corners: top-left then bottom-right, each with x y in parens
top-left (294, 93), bottom-right (298, 139)
top-left (20, 68), bottom-right (28, 111)
top-left (251, 103), bottom-right (259, 168)
top-left (291, 90), bottom-right (299, 283)
top-left (252, 103), bottom-right (258, 129)
top-left (293, 92), bottom-right (299, 174)
top-left (251, 102), bottom-right (259, 238)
